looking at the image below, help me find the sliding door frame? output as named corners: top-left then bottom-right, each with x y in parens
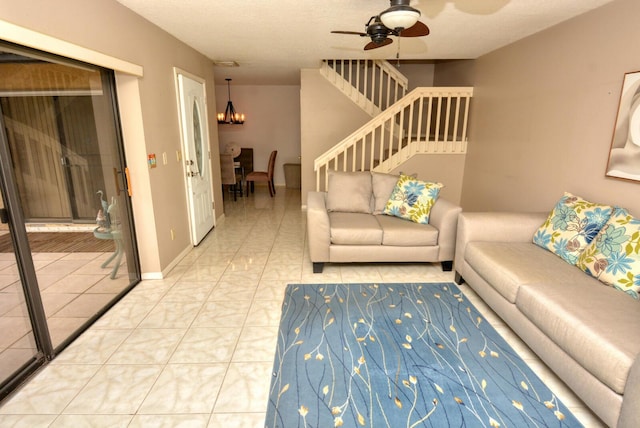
top-left (0, 113), bottom-right (52, 401)
top-left (0, 40), bottom-right (141, 401)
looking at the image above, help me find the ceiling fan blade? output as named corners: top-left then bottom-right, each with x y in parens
top-left (331, 30), bottom-right (368, 37)
top-left (397, 21), bottom-right (430, 37)
top-left (364, 38), bottom-right (393, 51)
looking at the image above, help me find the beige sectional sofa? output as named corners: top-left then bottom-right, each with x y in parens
top-left (454, 211), bottom-right (640, 428)
top-left (307, 171), bottom-right (462, 273)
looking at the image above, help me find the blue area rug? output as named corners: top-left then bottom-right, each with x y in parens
top-left (266, 283), bottom-right (582, 427)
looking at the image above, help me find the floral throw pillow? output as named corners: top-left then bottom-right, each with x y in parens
top-left (533, 192), bottom-right (612, 265)
top-left (382, 175), bottom-right (443, 224)
top-left (577, 207), bottom-right (640, 299)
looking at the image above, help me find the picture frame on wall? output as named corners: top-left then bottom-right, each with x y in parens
top-left (606, 70), bottom-right (640, 182)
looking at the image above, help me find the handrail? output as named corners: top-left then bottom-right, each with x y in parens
top-left (320, 59), bottom-right (408, 116)
top-left (314, 87), bottom-right (473, 191)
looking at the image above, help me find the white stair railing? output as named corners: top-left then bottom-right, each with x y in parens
top-left (320, 59), bottom-right (408, 116)
top-left (314, 87), bottom-right (473, 192)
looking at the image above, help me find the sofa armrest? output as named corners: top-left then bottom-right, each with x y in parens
top-left (454, 211), bottom-right (547, 270)
top-left (306, 191), bottom-right (331, 262)
top-left (429, 198), bottom-right (462, 262)
top-left (618, 354), bottom-right (640, 427)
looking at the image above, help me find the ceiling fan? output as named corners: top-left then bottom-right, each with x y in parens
top-left (331, 0), bottom-right (430, 51)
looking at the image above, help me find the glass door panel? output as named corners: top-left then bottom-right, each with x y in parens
top-left (0, 218), bottom-right (40, 391)
top-left (58, 96), bottom-right (107, 220)
top-left (0, 166), bottom-right (46, 401)
top-left (0, 40), bottom-right (140, 394)
top-left (0, 96), bottom-right (71, 220)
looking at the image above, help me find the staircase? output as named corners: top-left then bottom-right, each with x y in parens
top-left (314, 59), bottom-right (473, 192)
top-left (320, 59), bottom-right (408, 117)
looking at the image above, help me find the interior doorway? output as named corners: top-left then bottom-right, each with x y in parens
top-left (175, 71), bottom-right (215, 245)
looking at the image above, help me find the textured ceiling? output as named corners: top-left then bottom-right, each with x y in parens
top-left (115, 0), bottom-right (614, 85)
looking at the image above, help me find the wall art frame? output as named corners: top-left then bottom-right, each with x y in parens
top-left (606, 70), bottom-right (640, 182)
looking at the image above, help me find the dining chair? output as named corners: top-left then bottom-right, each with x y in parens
top-left (246, 150), bottom-right (277, 197)
top-left (220, 153), bottom-right (242, 201)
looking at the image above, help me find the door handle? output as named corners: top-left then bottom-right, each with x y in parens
top-left (124, 167), bottom-right (132, 197)
top-left (113, 167), bottom-right (133, 197)
top-left (0, 208), bottom-right (8, 224)
top-left (113, 167), bottom-right (121, 196)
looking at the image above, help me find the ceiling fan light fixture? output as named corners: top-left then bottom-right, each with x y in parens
top-left (380, 1), bottom-right (420, 30)
top-left (331, 0), bottom-right (428, 51)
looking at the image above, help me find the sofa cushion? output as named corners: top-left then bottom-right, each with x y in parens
top-left (533, 192), bottom-right (613, 265)
top-left (372, 172), bottom-right (400, 214)
top-left (465, 242), bottom-right (588, 303)
top-left (578, 207), bottom-right (640, 299)
top-left (383, 175), bottom-right (443, 224)
top-left (326, 171), bottom-right (372, 213)
top-left (516, 281), bottom-right (640, 395)
top-left (375, 214), bottom-right (438, 246)
top-left (329, 212), bottom-right (382, 245)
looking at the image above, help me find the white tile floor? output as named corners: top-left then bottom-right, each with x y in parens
top-left (0, 187), bottom-right (605, 427)
top-left (0, 243), bottom-right (130, 383)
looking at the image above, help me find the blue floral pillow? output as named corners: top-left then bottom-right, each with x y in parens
top-left (577, 207), bottom-right (640, 299)
top-left (383, 175), bottom-right (443, 224)
top-left (533, 192), bottom-right (612, 265)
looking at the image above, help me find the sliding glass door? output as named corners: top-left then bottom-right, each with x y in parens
top-left (0, 41), bottom-right (140, 400)
top-left (0, 188), bottom-right (47, 400)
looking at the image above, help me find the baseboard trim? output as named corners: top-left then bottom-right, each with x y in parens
top-left (141, 272), bottom-right (163, 280)
top-left (141, 242), bottom-right (192, 280)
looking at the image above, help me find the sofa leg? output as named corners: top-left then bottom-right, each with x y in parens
top-left (454, 271), bottom-right (464, 285)
top-left (441, 261), bottom-right (453, 272)
top-left (313, 262), bottom-right (324, 274)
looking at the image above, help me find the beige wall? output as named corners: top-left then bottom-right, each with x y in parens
top-left (300, 69), bottom-right (372, 203)
top-left (433, 60), bottom-right (476, 87)
top-left (215, 85), bottom-right (301, 187)
top-left (0, 0), bottom-right (223, 277)
top-left (460, 0), bottom-right (640, 215)
top-left (392, 62), bottom-right (436, 89)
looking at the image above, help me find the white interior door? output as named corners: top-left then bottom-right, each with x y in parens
top-left (176, 72), bottom-right (215, 245)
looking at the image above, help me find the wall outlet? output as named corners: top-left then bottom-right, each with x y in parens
top-left (162, 152), bottom-right (168, 165)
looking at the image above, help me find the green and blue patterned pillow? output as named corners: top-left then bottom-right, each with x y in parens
top-left (383, 175), bottom-right (442, 224)
top-left (533, 192), bottom-right (613, 265)
top-left (577, 207), bottom-right (640, 299)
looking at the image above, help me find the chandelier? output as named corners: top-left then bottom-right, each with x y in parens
top-left (217, 78), bottom-right (245, 124)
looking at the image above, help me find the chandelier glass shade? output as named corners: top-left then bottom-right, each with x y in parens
top-left (217, 78), bottom-right (245, 124)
